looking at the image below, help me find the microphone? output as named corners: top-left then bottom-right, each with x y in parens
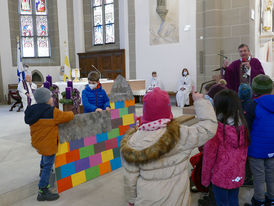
top-left (217, 54), bottom-right (228, 59)
top-left (241, 58), bottom-right (249, 75)
top-left (241, 57), bottom-right (247, 62)
top-left (91, 65), bottom-right (102, 79)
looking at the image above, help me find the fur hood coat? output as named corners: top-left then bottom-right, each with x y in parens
top-left (120, 99), bottom-right (217, 206)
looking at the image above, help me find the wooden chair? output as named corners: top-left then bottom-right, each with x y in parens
top-left (9, 90), bottom-right (23, 112)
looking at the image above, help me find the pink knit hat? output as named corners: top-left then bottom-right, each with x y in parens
top-left (142, 88), bottom-right (173, 124)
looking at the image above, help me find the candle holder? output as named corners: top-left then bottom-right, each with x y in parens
top-left (72, 68), bottom-right (80, 82)
top-left (60, 88), bottom-right (81, 114)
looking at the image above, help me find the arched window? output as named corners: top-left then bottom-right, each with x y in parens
top-left (19, 0), bottom-right (50, 57)
top-left (92, 0), bottom-right (115, 45)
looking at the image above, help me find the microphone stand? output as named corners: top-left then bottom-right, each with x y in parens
top-left (91, 65), bottom-right (102, 79)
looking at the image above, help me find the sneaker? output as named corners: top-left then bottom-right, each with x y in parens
top-left (245, 197), bottom-right (265, 206)
top-left (191, 185), bottom-right (199, 193)
top-left (266, 195), bottom-right (274, 206)
top-left (37, 187), bottom-right (59, 201)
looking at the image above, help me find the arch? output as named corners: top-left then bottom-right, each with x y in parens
top-left (32, 70), bottom-right (44, 83)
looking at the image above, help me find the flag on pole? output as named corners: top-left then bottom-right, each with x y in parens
top-left (17, 36), bottom-right (25, 82)
top-left (63, 41), bottom-right (71, 82)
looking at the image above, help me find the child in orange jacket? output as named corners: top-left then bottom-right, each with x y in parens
top-left (25, 87), bottom-right (74, 201)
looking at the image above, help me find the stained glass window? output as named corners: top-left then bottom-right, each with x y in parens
top-left (22, 37), bottom-right (35, 57)
top-left (19, 0), bottom-right (50, 57)
top-left (20, 0), bottom-right (32, 14)
top-left (94, 7), bottom-right (103, 26)
top-left (36, 16), bottom-right (48, 36)
top-left (35, 0), bottom-right (46, 15)
top-left (93, 0), bottom-right (102, 7)
top-left (104, 0), bottom-right (113, 4)
top-left (37, 37), bottom-right (49, 57)
top-left (20, 16), bottom-right (34, 37)
top-left (92, 0), bottom-right (115, 45)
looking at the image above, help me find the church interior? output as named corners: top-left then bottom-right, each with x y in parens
top-left (0, 0), bottom-right (273, 206)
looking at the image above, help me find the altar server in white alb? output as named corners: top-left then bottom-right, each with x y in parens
top-left (18, 70), bottom-right (37, 111)
top-left (146, 71), bottom-right (161, 92)
top-left (176, 68), bottom-right (192, 108)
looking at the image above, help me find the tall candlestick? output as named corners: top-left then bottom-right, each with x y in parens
top-left (67, 80), bottom-right (73, 88)
top-left (66, 87), bottom-right (72, 99)
top-left (46, 75), bottom-right (52, 86)
top-left (43, 81), bottom-right (50, 89)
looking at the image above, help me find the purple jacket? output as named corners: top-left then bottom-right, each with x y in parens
top-left (225, 58), bottom-right (265, 92)
top-left (202, 122), bottom-right (248, 189)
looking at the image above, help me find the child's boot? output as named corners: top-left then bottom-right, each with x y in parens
top-left (245, 197), bottom-right (265, 206)
top-left (37, 187), bottom-right (59, 201)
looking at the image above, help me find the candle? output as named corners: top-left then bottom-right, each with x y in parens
top-left (46, 75), bottom-right (52, 86)
top-left (43, 81), bottom-right (50, 89)
top-left (67, 80), bottom-right (73, 88)
top-left (66, 87), bottom-right (72, 99)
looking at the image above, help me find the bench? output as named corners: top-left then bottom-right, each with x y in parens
top-left (167, 91), bottom-right (194, 106)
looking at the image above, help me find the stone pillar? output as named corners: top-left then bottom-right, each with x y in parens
top-left (196, 0), bottom-right (252, 90)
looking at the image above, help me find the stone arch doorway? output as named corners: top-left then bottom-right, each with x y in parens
top-left (32, 70), bottom-right (44, 83)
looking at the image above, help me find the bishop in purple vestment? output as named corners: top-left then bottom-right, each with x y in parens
top-left (223, 44), bottom-right (265, 92)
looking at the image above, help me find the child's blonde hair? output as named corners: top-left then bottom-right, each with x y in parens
top-left (218, 79), bottom-right (227, 86)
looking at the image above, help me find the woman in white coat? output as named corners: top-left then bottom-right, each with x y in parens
top-left (176, 68), bottom-right (192, 108)
top-left (18, 71), bottom-right (37, 111)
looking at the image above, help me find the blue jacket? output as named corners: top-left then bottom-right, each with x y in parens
top-left (82, 84), bottom-right (110, 113)
top-left (248, 95), bottom-right (274, 159)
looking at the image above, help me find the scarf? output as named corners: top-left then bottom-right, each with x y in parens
top-left (22, 80), bottom-right (32, 106)
top-left (139, 118), bottom-right (171, 131)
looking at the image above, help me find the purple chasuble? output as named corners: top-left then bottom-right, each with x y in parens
top-left (224, 58), bottom-right (265, 92)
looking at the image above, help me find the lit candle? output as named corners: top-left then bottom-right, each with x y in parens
top-left (46, 75), bottom-right (52, 86)
top-left (66, 87), bottom-right (72, 99)
top-left (43, 81), bottom-right (50, 89)
top-left (67, 80), bottom-right (73, 88)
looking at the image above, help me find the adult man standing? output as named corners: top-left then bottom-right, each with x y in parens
top-left (223, 44), bottom-right (265, 92)
top-left (18, 70), bottom-right (37, 111)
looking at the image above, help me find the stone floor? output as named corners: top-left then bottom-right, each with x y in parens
top-left (0, 104), bottom-right (253, 206)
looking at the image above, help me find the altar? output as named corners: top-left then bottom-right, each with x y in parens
top-left (54, 79), bottom-right (146, 97)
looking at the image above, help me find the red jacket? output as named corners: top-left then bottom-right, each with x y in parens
top-left (202, 122), bottom-right (248, 189)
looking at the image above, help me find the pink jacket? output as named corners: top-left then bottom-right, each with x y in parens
top-left (202, 122), bottom-right (248, 189)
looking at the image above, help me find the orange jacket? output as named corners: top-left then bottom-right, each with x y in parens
top-left (25, 105), bottom-right (74, 156)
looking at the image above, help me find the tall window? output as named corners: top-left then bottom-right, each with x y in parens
top-left (19, 0), bottom-right (50, 57)
top-left (92, 0), bottom-right (115, 45)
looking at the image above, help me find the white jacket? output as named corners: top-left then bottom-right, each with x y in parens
top-left (121, 99), bottom-right (217, 206)
top-left (177, 75), bottom-right (191, 92)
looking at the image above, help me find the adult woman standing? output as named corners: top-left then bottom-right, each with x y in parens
top-left (176, 68), bottom-right (192, 108)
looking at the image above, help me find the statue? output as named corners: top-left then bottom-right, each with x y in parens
top-left (156, 0), bottom-right (168, 21)
top-left (262, 0), bottom-right (273, 32)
